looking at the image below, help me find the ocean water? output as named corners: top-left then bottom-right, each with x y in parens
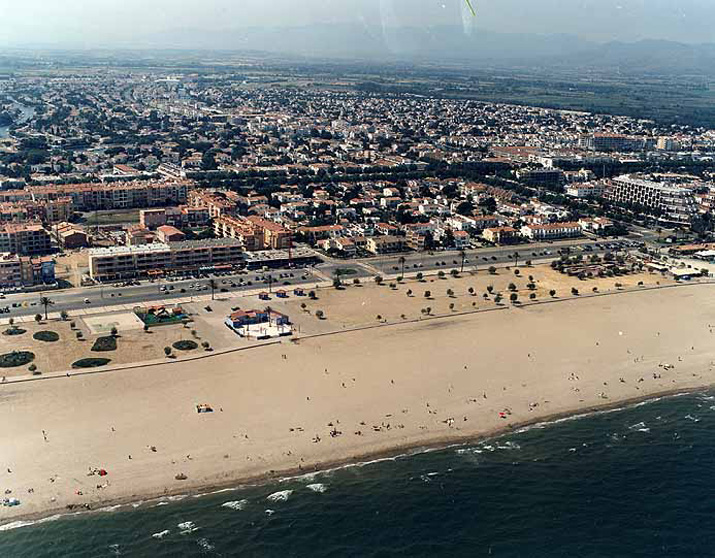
top-left (2, 391), bottom-right (715, 557)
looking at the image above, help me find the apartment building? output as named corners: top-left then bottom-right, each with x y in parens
top-left (0, 253), bottom-right (55, 289)
top-left (482, 226), bottom-right (518, 244)
top-left (0, 223), bottom-right (52, 255)
top-left (139, 206), bottom-right (211, 230)
top-left (88, 239), bottom-right (244, 281)
top-left (521, 222), bottom-right (582, 241)
top-left (213, 215), bottom-right (262, 251)
top-left (27, 180), bottom-right (189, 211)
top-left (366, 235), bottom-right (406, 255)
top-left (607, 175), bottom-right (697, 224)
top-left (188, 190), bottom-right (236, 219)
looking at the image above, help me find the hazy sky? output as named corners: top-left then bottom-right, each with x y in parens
top-left (0, 0), bottom-right (713, 47)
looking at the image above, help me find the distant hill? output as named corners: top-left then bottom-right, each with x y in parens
top-left (129, 24), bottom-right (715, 76)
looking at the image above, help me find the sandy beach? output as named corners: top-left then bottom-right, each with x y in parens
top-left (2, 278), bottom-right (714, 524)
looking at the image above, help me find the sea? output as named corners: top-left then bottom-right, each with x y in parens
top-left (2, 391), bottom-right (715, 557)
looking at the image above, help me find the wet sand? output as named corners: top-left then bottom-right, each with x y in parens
top-left (1, 283), bottom-right (714, 523)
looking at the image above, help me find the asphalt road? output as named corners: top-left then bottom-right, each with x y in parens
top-left (4, 235), bottom-right (645, 319)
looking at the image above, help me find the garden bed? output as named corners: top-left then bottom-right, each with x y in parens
top-left (72, 358), bottom-right (112, 369)
top-left (33, 331), bottom-right (60, 343)
top-left (91, 336), bottom-right (117, 352)
top-left (172, 340), bottom-right (198, 351)
top-left (0, 351), bottom-right (35, 368)
top-left (2, 327), bottom-right (26, 336)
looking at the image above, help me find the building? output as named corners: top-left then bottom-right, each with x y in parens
top-left (566, 183), bottom-right (606, 199)
top-left (139, 206), bottom-right (211, 230)
top-left (246, 216), bottom-right (292, 250)
top-left (88, 238), bottom-right (244, 281)
top-left (0, 223), bottom-right (52, 255)
top-left (580, 133), bottom-right (644, 152)
top-left (27, 180), bottom-right (189, 211)
top-left (156, 225), bottom-right (186, 243)
top-left (225, 308), bottom-right (290, 328)
top-left (54, 222), bottom-right (89, 249)
top-left (482, 226), bottom-right (517, 245)
top-left (516, 168), bottom-right (564, 186)
top-left (188, 190), bottom-right (236, 219)
top-left (521, 222), bottom-right (582, 241)
top-left (607, 175), bottom-right (697, 224)
top-left (0, 253), bottom-right (55, 289)
top-left (366, 235), bottom-right (407, 255)
top-left (214, 215), bottom-right (262, 251)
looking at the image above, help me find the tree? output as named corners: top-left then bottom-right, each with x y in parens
top-left (527, 283), bottom-right (536, 291)
top-left (406, 289), bottom-right (413, 297)
top-left (529, 293), bottom-right (537, 300)
top-left (510, 293), bottom-right (519, 304)
top-left (144, 324), bottom-right (150, 333)
top-left (449, 303), bottom-right (455, 311)
top-left (459, 250), bottom-right (467, 273)
top-left (447, 288), bottom-right (455, 297)
top-left (483, 293), bottom-right (490, 301)
top-left (353, 278), bottom-right (361, 286)
top-left (374, 275), bottom-right (383, 285)
top-left (468, 287), bottom-right (475, 296)
top-left (76, 331), bottom-right (83, 340)
top-left (450, 269), bottom-right (459, 278)
top-left (8, 318), bottom-right (14, 327)
top-left (332, 270), bottom-right (342, 289)
top-left (39, 297), bottom-right (53, 321)
top-left (110, 326), bottom-right (118, 338)
top-left (508, 283), bottom-right (517, 292)
top-left (376, 315), bottom-right (383, 321)
top-left (309, 290), bottom-right (317, 300)
top-left (438, 270), bottom-right (446, 279)
top-left (513, 251), bottom-right (520, 268)
top-left (164, 347), bottom-right (172, 357)
top-left (416, 272), bottom-right (424, 282)
top-left (487, 285), bottom-right (494, 294)
top-left (549, 289), bottom-right (557, 298)
top-left (494, 294), bottom-right (503, 305)
top-left (29, 364), bottom-right (37, 374)
top-left (424, 290), bottom-right (431, 299)
top-left (571, 287), bottom-right (580, 296)
top-left (34, 314), bottom-right (42, 323)
top-left (201, 341), bottom-right (211, 351)
top-left (60, 310), bottom-right (69, 321)
top-left (398, 256), bottom-right (406, 277)
top-left (488, 266), bottom-right (497, 275)
top-left (208, 279), bottom-right (217, 300)
top-left (425, 307), bottom-right (432, 315)
top-left (315, 310), bottom-right (325, 320)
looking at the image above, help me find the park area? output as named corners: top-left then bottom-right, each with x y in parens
top-left (0, 307), bottom-right (225, 378)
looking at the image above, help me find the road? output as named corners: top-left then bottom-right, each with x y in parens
top-left (5, 236), bottom-right (643, 319)
top-left (5, 268), bottom-right (322, 319)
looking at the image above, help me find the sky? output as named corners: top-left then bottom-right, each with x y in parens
top-left (0, 0), bottom-right (713, 48)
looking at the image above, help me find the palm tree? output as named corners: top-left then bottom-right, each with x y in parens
top-left (398, 256), bottom-right (406, 277)
top-left (332, 269), bottom-right (342, 289)
top-left (39, 296), bottom-right (53, 321)
top-left (513, 251), bottom-right (520, 268)
top-left (208, 279), bottom-right (217, 300)
top-left (459, 250), bottom-right (466, 273)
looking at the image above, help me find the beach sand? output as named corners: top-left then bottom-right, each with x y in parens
top-left (1, 281), bottom-right (713, 523)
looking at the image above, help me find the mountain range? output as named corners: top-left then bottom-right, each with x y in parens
top-left (133, 24), bottom-right (715, 76)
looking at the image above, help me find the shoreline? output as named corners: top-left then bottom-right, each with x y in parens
top-left (2, 281), bottom-right (713, 529)
top-left (2, 382), bottom-right (711, 530)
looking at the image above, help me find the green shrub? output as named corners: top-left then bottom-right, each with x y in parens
top-left (0, 351), bottom-right (35, 368)
top-left (33, 331), bottom-right (60, 343)
top-left (172, 340), bottom-right (199, 351)
top-left (72, 358), bottom-right (111, 369)
top-left (91, 336), bottom-right (117, 352)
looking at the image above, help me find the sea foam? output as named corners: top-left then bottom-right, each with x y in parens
top-left (266, 490), bottom-right (293, 502)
